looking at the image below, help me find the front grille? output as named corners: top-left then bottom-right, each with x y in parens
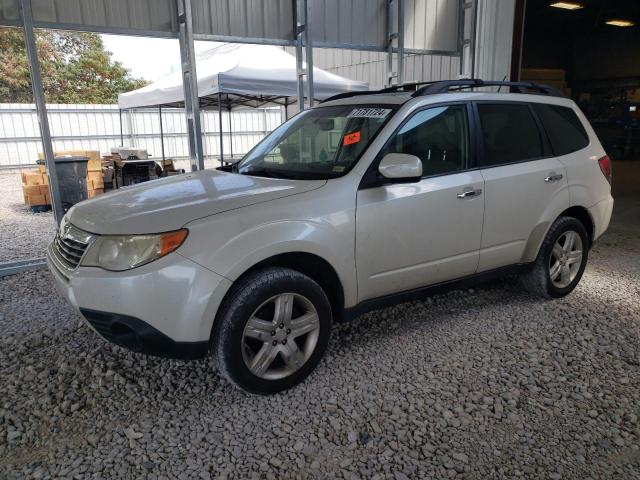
top-left (48, 221), bottom-right (94, 279)
top-left (54, 235), bottom-right (87, 269)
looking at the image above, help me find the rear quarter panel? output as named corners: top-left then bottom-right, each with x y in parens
top-left (555, 104), bottom-right (610, 208)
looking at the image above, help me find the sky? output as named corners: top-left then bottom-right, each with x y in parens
top-left (100, 34), bottom-right (220, 81)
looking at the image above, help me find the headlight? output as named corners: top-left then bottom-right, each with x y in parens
top-left (81, 229), bottom-right (188, 271)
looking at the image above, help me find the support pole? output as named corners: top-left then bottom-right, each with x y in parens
top-left (159, 105), bottom-right (165, 162)
top-left (397, 0), bottom-right (405, 85)
top-left (19, 0), bottom-right (64, 224)
top-left (294, 0), bottom-right (304, 112)
top-left (227, 94), bottom-right (233, 159)
top-left (177, 0), bottom-right (204, 171)
top-left (119, 109), bottom-right (124, 145)
top-left (218, 92), bottom-right (224, 165)
top-left (386, 0), bottom-right (396, 87)
top-left (303, 0), bottom-right (314, 107)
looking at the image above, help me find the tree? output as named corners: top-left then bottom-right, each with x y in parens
top-left (0, 27), bottom-right (148, 104)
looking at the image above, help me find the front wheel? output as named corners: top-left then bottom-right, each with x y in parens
top-left (521, 216), bottom-right (589, 299)
top-left (213, 267), bottom-right (332, 394)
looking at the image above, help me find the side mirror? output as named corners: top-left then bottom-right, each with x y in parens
top-left (378, 153), bottom-right (422, 181)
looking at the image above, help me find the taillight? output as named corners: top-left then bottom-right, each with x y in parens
top-left (598, 155), bottom-right (612, 185)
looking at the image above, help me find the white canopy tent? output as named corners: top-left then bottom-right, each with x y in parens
top-left (119, 43), bottom-right (369, 110)
top-left (118, 43), bottom-right (368, 164)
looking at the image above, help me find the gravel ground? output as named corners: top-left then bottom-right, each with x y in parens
top-left (0, 173), bottom-right (56, 263)
top-left (1, 187), bottom-right (639, 479)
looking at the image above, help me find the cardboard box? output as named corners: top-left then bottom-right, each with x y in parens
top-left (87, 171), bottom-right (104, 190)
top-left (38, 149), bottom-right (101, 162)
top-left (26, 194), bottom-right (47, 206)
top-left (39, 185), bottom-right (50, 196)
top-left (89, 179), bottom-right (104, 190)
top-left (22, 184), bottom-right (42, 197)
top-left (37, 164), bottom-right (47, 173)
top-left (87, 158), bottom-right (102, 172)
top-left (88, 188), bottom-right (104, 198)
top-left (23, 172), bottom-right (45, 186)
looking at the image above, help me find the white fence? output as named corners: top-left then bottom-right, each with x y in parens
top-left (0, 104), bottom-right (283, 170)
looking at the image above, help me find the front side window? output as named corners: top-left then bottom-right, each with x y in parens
top-left (237, 105), bottom-right (394, 180)
top-left (379, 104), bottom-right (469, 177)
top-left (477, 103), bottom-right (544, 167)
top-left (532, 103), bottom-right (589, 156)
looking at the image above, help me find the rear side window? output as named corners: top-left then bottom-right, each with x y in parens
top-left (477, 103), bottom-right (544, 167)
top-left (532, 103), bottom-right (589, 156)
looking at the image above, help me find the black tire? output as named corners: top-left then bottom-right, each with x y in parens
top-left (520, 216), bottom-right (589, 299)
top-left (212, 267), bottom-right (332, 394)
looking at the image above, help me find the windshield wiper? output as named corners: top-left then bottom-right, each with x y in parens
top-left (241, 167), bottom-right (297, 179)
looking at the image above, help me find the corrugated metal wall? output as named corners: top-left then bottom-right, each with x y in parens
top-left (192, 0), bottom-right (294, 41)
top-left (304, 48), bottom-right (460, 89)
top-left (474, 0), bottom-right (515, 81)
top-left (308, 0), bottom-right (387, 49)
top-left (404, 0), bottom-right (459, 52)
top-left (0, 104), bottom-right (282, 169)
top-left (1, 0), bottom-right (461, 54)
top-left (0, 0), bottom-right (178, 34)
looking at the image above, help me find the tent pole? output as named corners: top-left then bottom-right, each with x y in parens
top-left (304, 0), bottom-right (314, 107)
top-left (177, 0), bottom-right (204, 171)
top-left (19, 0), bottom-right (64, 224)
top-left (295, 0), bottom-right (305, 111)
top-left (159, 105), bottom-right (165, 162)
top-left (218, 92), bottom-right (224, 165)
top-left (119, 109), bottom-right (123, 145)
top-left (227, 94), bottom-right (233, 160)
top-left (284, 98), bottom-right (289, 121)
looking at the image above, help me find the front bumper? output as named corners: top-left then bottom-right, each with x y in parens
top-left (79, 308), bottom-right (209, 359)
top-left (46, 246), bottom-right (232, 359)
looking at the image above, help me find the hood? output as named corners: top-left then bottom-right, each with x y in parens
top-left (68, 169), bottom-right (325, 235)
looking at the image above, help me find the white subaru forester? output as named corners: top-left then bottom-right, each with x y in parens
top-left (48, 80), bottom-right (614, 394)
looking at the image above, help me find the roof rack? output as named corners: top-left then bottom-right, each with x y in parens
top-left (411, 79), bottom-right (564, 97)
top-left (320, 79), bottom-right (564, 105)
top-left (320, 80), bottom-right (442, 104)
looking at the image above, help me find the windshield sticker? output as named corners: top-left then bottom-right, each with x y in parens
top-left (348, 107), bottom-right (392, 119)
top-left (332, 165), bottom-right (345, 173)
top-left (343, 131), bottom-right (361, 146)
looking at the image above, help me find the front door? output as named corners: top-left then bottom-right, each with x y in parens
top-left (356, 104), bottom-right (485, 302)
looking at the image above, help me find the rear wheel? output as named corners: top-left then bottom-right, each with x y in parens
top-left (521, 216), bottom-right (589, 299)
top-left (213, 267), bottom-right (332, 394)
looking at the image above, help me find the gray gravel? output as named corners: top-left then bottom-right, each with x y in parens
top-left (0, 173), bottom-right (56, 263)
top-left (1, 197), bottom-right (639, 479)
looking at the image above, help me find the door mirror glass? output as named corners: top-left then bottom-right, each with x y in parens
top-left (378, 153), bottom-right (423, 180)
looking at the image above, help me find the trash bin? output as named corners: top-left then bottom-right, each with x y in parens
top-left (54, 156), bottom-right (89, 211)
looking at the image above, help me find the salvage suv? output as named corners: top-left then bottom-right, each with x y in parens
top-left (48, 79), bottom-right (614, 394)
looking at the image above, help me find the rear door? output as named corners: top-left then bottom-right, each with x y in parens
top-left (356, 103), bottom-right (485, 301)
top-left (474, 101), bottom-right (569, 271)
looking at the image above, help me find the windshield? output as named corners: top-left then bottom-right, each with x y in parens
top-left (236, 105), bottom-right (395, 180)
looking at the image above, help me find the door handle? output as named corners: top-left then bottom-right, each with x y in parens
top-left (457, 188), bottom-right (482, 199)
top-left (544, 173), bottom-right (563, 182)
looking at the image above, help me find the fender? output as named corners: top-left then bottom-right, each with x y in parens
top-left (180, 217), bottom-right (358, 307)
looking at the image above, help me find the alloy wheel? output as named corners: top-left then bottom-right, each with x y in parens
top-left (241, 293), bottom-right (320, 380)
top-left (549, 230), bottom-right (583, 289)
